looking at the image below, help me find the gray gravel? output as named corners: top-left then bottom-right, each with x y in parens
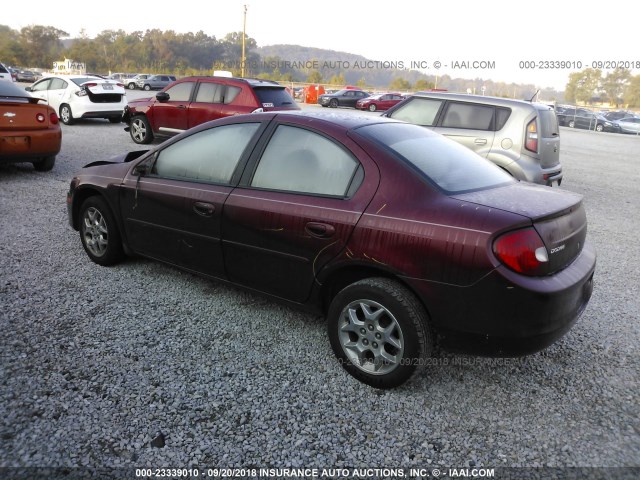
top-left (1, 107), bottom-right (639, 477)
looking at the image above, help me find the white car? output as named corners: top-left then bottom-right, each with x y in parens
top-left (26, 74), bottom-right (127, 125)
top-left (0, 62), bottom-right (15, 82)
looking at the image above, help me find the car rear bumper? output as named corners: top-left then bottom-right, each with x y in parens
top-left (403, 240), bottom-right (596, 356)
top-left (0, 129), bottom-right (61, 162)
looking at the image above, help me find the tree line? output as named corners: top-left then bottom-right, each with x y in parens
top-left (565, 68), bottom-right (640, 108)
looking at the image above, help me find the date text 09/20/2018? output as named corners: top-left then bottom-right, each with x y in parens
top-left (519, 60), bottom-right (640, 69)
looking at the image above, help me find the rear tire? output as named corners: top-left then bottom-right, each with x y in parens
top-left (568, 119), bottom-right (575, 128)
top-left (327, 277), bottom-right (433, 389)
top-left (59, 104), bottom-right (75, 125)
top-left (128, 83), bottom-right (136, 90)
top-left (595, 124), bottom-right (604, 132)
top-left (79, 196), bottom-right (124, 266)
top-left (33, 156), bottom-right (56, 172)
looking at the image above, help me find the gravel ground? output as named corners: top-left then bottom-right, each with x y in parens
top-left (1, 106), bottom-right (639, 479)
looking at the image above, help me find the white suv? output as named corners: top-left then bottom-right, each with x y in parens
top-left (0, 62), bottom-right (15, 82)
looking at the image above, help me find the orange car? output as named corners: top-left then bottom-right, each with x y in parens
top-left (1, 81), bottom-right (61, 171)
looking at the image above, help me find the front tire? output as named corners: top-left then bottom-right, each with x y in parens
top-left (329, 98), bottom-right (338, 108)
top-left (568, 119), bottom-right (575, 128)
top-left (79, 196), bottom-right (124, 266)
top-left (143, 84), bottom-right (151, 91)
top-left (33, 156), bottom-right (56, 172)
top-left (368, 104), bottom-right (377, 112)
top-left (327, 278), bottom-right (433, 389)
top-left (595, 124), bottom-right (604, 132)
top-left (59, 104), bottom-right (75, 125)
top-left (130, 115), bottom-right (154, 144)
top-left (128, 83), bottom-right (136, 90)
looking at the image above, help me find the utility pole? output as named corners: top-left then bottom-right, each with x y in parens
top-left (241, 5), bottom-right (247, 77)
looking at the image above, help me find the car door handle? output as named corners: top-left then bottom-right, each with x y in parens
top-left (193, 202), bottom-right (215, 217)
top-left (305, 222), bottom-right (335, 238)
top-left (474, 138), bottom-right (488, 145)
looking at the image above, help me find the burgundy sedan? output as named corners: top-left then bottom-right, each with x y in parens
top-left (67, 112), bottom-right (596, 388)
top-left (356, 92), bottom-right (405, 112)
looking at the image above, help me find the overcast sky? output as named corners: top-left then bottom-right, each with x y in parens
top-left (8, 0), bottom-right (638, 90)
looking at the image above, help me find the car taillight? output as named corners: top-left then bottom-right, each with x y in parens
top-left (36, 113), bottom-right (45, 123)
top-left (525, 118), bottom-right (538, 152)
top-left (493, 227), bottom-right (549, 276)
top-left (50, 112), bottom-right (59, 124)
top-left (84, 83), bottom-right (98, 88)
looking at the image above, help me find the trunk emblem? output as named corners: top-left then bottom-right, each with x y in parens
top-left (3, 112), bottom-right (16, 117)
top-left (550, 244), bottom-right (566, 254)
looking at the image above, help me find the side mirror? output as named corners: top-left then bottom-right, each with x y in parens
top-left (156, 92), bottom-right (170, 102)
top-left (133, 164), bottom-right (149, 176)
top-left (25, 87), bottom-right (32, 92)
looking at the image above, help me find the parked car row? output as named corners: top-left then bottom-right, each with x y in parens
top-left (556, 105), bottom-right (640, 134)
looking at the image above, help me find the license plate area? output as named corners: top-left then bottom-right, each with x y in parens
top-left (102, 84), bottom-right (114, 90)
top-left (1, 136), bottom-right (30, 150)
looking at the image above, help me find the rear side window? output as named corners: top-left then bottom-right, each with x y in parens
top-left (388, 97), bottom-right (443, 126)
top-left (441, 102), bottom-right (494, 130)
top-left (50, 78), bottom-right (68, 90)
top-left (357, 123), bottom-right (513, 194)
top-left (251, 125), bottom-right (359, 196)
top-left (495, 108), bottom-right (511, 130)
top-left (253, 87), bottom-right (296, 107)
top-left (224, 86), bottom-right (241, 104)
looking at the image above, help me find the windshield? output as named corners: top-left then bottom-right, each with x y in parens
top-left (356, 122), bottom-right (514, 194)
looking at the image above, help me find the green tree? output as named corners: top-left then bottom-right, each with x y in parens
top-left (307, 70), bottom-right (323, 83)
top-left (19, 25), bottom-right (68, 68)
top-left (413, 78), bottom-right (435, 91)
top-left (389, 77), bottom-right (411, 91)
top-left (602, 68), bottom-right (631, 107)
top-left (565, 68), bottom-right (601, 104)
top-left (624, 74), bottom-right (640, 108)
top-left (328, 73), bottom-right (345, 85)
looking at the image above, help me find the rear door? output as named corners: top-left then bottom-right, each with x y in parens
top-left (187, 80), bottom-right (224, 127)
top-left (433, 101), bottom-right (496, 158)
top-left (222, 120), bottom-right (379, 302)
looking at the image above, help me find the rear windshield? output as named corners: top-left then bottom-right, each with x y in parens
top-left (253, 87), bottom-right (296, 107)
top-left (356, 123), bottom-right (514, 194)
top-left (71, 77), bottom-right (102, 86)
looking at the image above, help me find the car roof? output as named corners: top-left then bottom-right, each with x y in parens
top-left (272, 110), bottom-right (404, 129)
top-left (411, 91), bottom-right (550, 110)
top-left (0, 81), bottom-right (33, 97)
top-left (178, 76), bottom-right (283, 88)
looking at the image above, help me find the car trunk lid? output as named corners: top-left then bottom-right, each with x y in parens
top-left (0, 98), bottom-right (54, 130)
top-left (454, 183), bottom-right (587, 273)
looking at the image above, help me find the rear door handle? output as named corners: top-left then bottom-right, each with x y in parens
top-left (305, 222), bottom-right (336, 238)
top-left (193, 201), bottom-right (215, 217)
top-left (474, 138), bottom-right (488, 145)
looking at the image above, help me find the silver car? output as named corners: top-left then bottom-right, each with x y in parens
top-left (384, 92), bottom-right (562, 186)
top-left (137, 75), bottom-right (176, 91)
top-left (613, 116), bottom-right (640, 134)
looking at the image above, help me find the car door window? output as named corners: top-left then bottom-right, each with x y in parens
top-left (251, 125), bottom-right (359, 196)
top-left (165, 82), bottom-right (194, 102)
top-left (151, 123), bottom-right (260, 184)
top-left (50, 78), bottom-right (67, 90)
top-left (223, 85), bottom-right (241, 104)
top-left (441, 103), bottom-right (494, 130)
top-left (31, 79), bottom-right (51, 92)
top-left (388, 97), bottom-right (443, 126)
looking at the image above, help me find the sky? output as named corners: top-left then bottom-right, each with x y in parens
top-left (7, 0), bottom-right (638, 91)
